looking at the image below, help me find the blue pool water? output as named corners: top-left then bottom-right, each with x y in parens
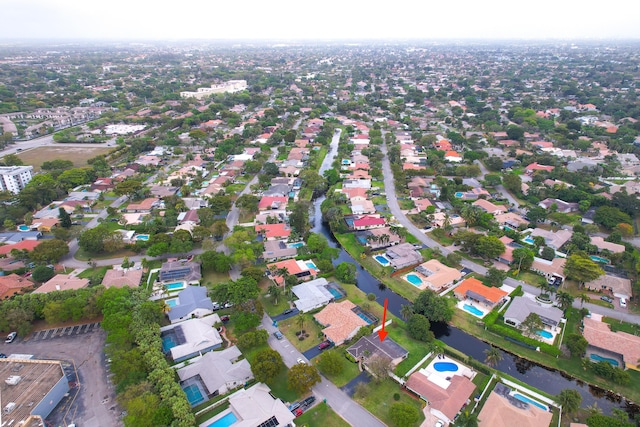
top-left (433, 362), bottom-right (459, 372)
top-left (375, 255), bottom-right (390, 266)
top-left (590, 255), bottom-right (609, 264)
top-left (17, 225), bottom-right (31, 231)
top-left (454, 192), bottom-right (464, 198)
top-left (183, 384), bottom-right (205, 406)
top-left (463, 304), bottom-right (485, 317)
top-left (537, 330), bottom-right (553, 339)
top-left (165, 282), bottom-right (186, 290)
top-left (357, 313), bottom-right (374, 324)
top-left (162, 335), bottom-right (178, 352)
top-left (503, 225), bottom-right (514, 232)
top-left (135, 234), bottom-right (150, 241)
top-left (166, 298), bottom-right (179, 307)
top-left (288, 242), bottom-right (305, 248)
top-left (306, 261), bottom-right (317, 270)
top-left (208, 412), bottom-right (238, 427)
top-left (590, 354), bottom-right (619, 366)
top-left (342, 159), bottom-right (350, 164)
top-left (523, 236), bottom-right (535, 245)
top-left (405, 274), bottom-right (423, 286)
top-left (513, 393), bottom-right (549, 411)
top-left (327, 288), bottom-right (343, 299)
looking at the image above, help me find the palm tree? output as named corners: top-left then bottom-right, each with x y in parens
top-left (296, 313), bottom-right (305, 335)
top-left (268, 284), bottom-right (282, 305)
top-left (556, 291), bottom-right (575, 311)
top-left (556, 389), bottom-right (582, 418)
top-left (454, 409), bottom-right (478, 427)
top-left (578, 293), bottom-right (590, 307)
top-left (586, 402), bottom-right (602, 416)
top-left (400, 304), bottom-right (414, 321)
top-left (484, 346), bottom-right (502, 368)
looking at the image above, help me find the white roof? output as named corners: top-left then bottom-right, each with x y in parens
top-left (177, 346), bottom-right (251, 394)
top-left (229, 383), bottom-right (296, 427)
top-left (292, 277), bottom-right (333, 312)
top-left (161, 315), bottom-right (222, 360)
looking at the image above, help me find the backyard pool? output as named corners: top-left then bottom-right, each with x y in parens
top-left (374, 255), bottom-right (390, 266)
top-left (17, 225), bottom-right (31, 232)
top-left (512, 393), bottom-right (549, 411)
top-left (536, 330), bottom-right (553, 339)
top-left (433, 362), bottom-right (459, 372)
top-left (590, 255), bottom-right (610, 264)
top-left (165, 281), bottom-right (186, 291)
top-left (306, 261), bottom-right (318, 270)
top-left (207, 411), bottom-right (238, 427)
top-left (523, 236), bottom-right (535, 245)
top-left (503, 225), bottom-right (514, 232)
top-left (462, 304), bottom-right (485, 317)
top-left (454, 192), bottom-right (464, 198)
top-left (405, 273), bottom-right (423, 286)
top-left (135, 234), bottom-right (150, 241)
top-left (166, 298), bottom-right (179, 307)
top-left (162, 334), bottom-right (178, 352)
top-left (183, 383), bottom-right (205, 406)
top-left (590, 354), bottom-right (619, 366)
top-left (287, 242), bottom-right (305, 249)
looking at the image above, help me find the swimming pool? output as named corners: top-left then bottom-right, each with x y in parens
top-left (207, 411), bottom-right (238, 427)
top-left (590, 255), bottom-right (609, 264)
top-left (288, 242), bottom-right (305, 249)
top-left (536, 330), bottom-right (553, 339)
top-left (306, 261), bottom-right (317, 270)
top-left (405, 273), bottom-right (423, 286)
top-left (162, 335), bottom-right (178, 352)
top-left (523, 236), bottom-right (535, 245)
top-left (17, 225), bottom-right (31, 232)
top-left (375, 255), bottom-right (390, 266)
top-left (342, 159), bottom-right (350, 165)
top-left (503, 225), bottom-right (514, 232)
top-left (463, 304), bottom-right (484, 317)
top-left (326, 287), bottom-right (344, 299)
top-left (590, 354), bottom-right (619, 366)
top-left (183, 383), bottom-right (205, 406)
top-left (165, 281), bottom-right (186, 291)
top-left (135, 234), bottom-right (150, 241)
top-left (512, 393), bottom-right (549, 411)
top-left (166, 298), bottom-right (179, 307)
top-left (433, 362), bottom-right (459, 372)
top-left (454, 192), bottom-right (464, 198)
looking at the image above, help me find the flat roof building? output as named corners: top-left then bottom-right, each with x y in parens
top-left (0, 166), bottom-right (33, 194)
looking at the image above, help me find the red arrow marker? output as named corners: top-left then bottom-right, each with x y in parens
top-left (378, 298), bottom-right (389, 342)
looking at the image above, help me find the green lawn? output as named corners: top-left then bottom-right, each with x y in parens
top-left (353, 378), bottom-right (425, 427)
top-left (77, 266), bottom-right (111, 285)
top-left (427, 230), bottom-right (454, 246)
top-left (74, 247), bottom-right (138, 261)
top-left (295, 402), bottom-right (350, 427)
top-left (314, 350), bottom-right (361, 387)
top-left (260, 291), bottom-right (291, 317)
top-left (399, 199), bottom-right (415, 210)
top-left (243, 344), bottom-right (300, 403)
top-left (603, 317), bottom-right (640, 335)
top-left (387, 322), bottom-right (431, 378)
top-left (278, 313), bottom-right (324, 352)
top-left (201, 269), bottom-right (231, 287)
top-left (512, 270), bottom-right (547, 287)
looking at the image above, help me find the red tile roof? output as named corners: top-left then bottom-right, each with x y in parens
top-left (454, 277), bottom-right (508, 304)
top-left (353, 216), bottom-right (386, 228)
top-left (0, 240), bottom-right (43, 255)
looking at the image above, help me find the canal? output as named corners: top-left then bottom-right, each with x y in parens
top-left (311, 130), bottom-right (635, 416)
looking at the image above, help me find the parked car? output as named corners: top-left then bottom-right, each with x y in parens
top-left (302, 396), bottom-right (316, 407)
top-left (296, 358), bottom-right (307, 365)
top-left (220, 315), bottom-right (230, 323)
top-left (318, 341), bottom-right (331, 350)
top-left (282, 308), bottom-right (294, 315)
top-left (0, 353), bottom-right (7, 358)
top-left (274, 331), bottom-right (284, 340)
top-left (600, 296), bottom-right (613, 303)
top-left (620, 298), bottom-right (627, 308)
top-left (294, 408), bottom-right (304, 417)
top-left (288, 401), bottom-right (301, 413)
top-left (5, 332), bottom-right (17, 343)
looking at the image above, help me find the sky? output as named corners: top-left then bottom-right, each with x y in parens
top-left (2, 0), bottom-right (640, 41)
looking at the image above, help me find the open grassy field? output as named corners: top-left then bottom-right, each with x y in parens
top-left (15, 146), bottom-right (113, 171)
top-left (295, 402), bottom-right (350, 427)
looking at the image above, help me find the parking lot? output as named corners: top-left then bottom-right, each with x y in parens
top-left (1, 323), bottom-right (122, 427)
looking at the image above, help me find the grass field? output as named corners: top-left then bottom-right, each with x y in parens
top-left (295, 402), bottom-right (350, 427)
top-left (15, 146), bottom-right (113, 171)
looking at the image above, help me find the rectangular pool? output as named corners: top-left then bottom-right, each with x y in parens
top-left (183, 383), bottom-right (205, 406)
top-left (305, 262), bottom-right (317, 270)
top-left (536, 330), bottom-right (553, 339)
top-left (162, 334), bottom-right (178, 352)
top-left (207, 411), bottom-right (238, 427)
top-left (166, 298), bottom-right (179, 307)
top-left (590, 354), bottom-right (619, 366)
top-left (165, 281), bottom-right (186, 290)
top-left (512, 393), bottom-right (549, 411)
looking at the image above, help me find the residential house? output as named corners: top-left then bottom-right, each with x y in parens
top-left (503, 296), bottom-right (564, 332)
top-left (262, 240), bottom-right (297, 261)
top-left (497, 236), bottom-right (515, 265)
top-left (538, 198), bottom-right (579, 213)
top-left (150, 185), bottom-right (179, 198)
top-left (525, 162), bottom-right (554, 174)
top-left (530, 257), bottom-right (566, 282)
top-left (159, 261), bottom-right (202, 284)
top-left (125, 197), bottom-right (160, 213)
top-left (359, 227), bottom-right (401, 249)
top-left (405, 367), bottom-right (476, 424)
top-left (292, 278), bottom-right (337, 313)
top-left (161, 314), bottom-right (223, 362)
top-left (167, 286), bottom-right (214, 324)
top-left (258, 196), bottom-right (288, 211)
top-left (454, 277), bottom-right (508, 310)
top-left (583, 314), bottom-right (640, 371)
top-left (347, 333), bottom-right (408, 366)
top-left (314, 300), bottom-right (369, 345)
top-left (0, 239), bottom-right (42, 256)
top-left (413, 259), bottom-right (462, 292)
top-left (343, 178), bottom-right (371, 189)
top-left (351, 199), bottom-right (376, 215)
top-left (210, 383), bottom-right (295, 427)
top-left (101, 268), bottom-right (143, 289)
top-left (590, 236), bottom-right (625, 254)
top-left (352, 215), bottom-right (386, 230)
top-left (444, 150), bottom-right (463, 162)
top-left (584, 275), bottom-right (632, 300)
top-left (529, 228), bottom-right (572, 250)
top-left (34, 274), bottom-right (90, 294)
top-left (473, 199), bottom-right (505, 215)
top-left (255, 223), bottom-right (291, 240)
top-left (0, 274), bottom-right (32, 299)
top-left (477, 384), bottom-right (553, 427)
top-left (267, 258), bottom-right (318, 285)
top-left (495, 212), bottom-right (527, 229)
top-left (177, 209), bottom-right (200, 225)
top-left (432, 212), bottom-right (466, 228)
top-left (385, 243), bottom-right (424, 269)
top-left (177, 346), bottom-right (252, 404)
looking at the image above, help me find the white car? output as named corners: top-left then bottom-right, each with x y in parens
top-left (620, 298), bottom-right (627, 308)
top-left (435, 421), bottom-right (444, 427)
top-left (296, 358), bottom-right (307, 365)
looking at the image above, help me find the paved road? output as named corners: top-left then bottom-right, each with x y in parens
top-left (380, 142), bottom-right (638, 323)
top-left (1, 133), bottom-right (112, 157)
top-left (475, 159), bottom-right (522, 210)
top-left (260, 315), bottom-right (386, 427)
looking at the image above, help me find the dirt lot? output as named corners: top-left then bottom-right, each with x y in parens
top-left (1, 324), bottom-right (123, 427)
top-left (16, 146), bottom-right (113, 171)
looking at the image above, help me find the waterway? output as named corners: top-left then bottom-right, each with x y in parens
top-left (311, 130), bottom-right (636, 416)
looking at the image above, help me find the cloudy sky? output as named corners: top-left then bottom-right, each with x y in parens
top-left (2, 0), bottom-right (639, 41)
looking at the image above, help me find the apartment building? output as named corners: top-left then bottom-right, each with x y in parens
top-left (0, 166), bottom-right (33, 194)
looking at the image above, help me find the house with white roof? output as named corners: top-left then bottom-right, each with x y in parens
top-left (161, 314), bottom-right (223, 362)
top-left (291, 278), bottom-right (336, 312)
